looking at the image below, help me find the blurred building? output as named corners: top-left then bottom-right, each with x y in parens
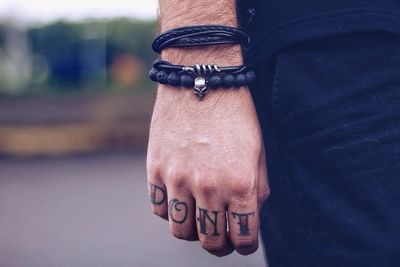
top-left (0, 19), bottom-right (32, 93)
top-left (0, 17), bottom-right (158, 157)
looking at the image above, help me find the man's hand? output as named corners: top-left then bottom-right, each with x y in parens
top-left (147, 67), bottom-right (270, 256)
top-left (146, 0), bottom-right (270, 257)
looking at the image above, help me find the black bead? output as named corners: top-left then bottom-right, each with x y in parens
top-left (221, 74), bottom-right (235, 88)
top-left (234, 73), bottom-right (247, 87)
top-left (149, 68), bottom-right (158, 82)
top-left (180, 74), bottom-right (194, 87)
top-left (167, 72), bottom-right (180, 86)
top-left (245, 70), bottom-right (256, 84)
top-left (156, 71), bottom-right (168, 84)
top-left (208, 75), bottom-right (222, 88)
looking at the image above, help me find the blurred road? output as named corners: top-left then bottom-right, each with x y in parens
top-left (0, 154), bottom-right (266, 267)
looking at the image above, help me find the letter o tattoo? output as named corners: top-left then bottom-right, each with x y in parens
top-left (168, 198), bottom-right (188, 224)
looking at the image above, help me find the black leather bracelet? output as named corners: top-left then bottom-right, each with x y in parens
top-left (149, 59), bottom-right (256, 99)
top-left (152, 25), bottom-right (250, 53)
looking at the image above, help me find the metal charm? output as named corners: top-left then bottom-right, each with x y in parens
top-left (194, 64), bottom-right (221, 75)
top-left (183, 64), bottom-right (222, 75)
top-left (182, 66), bottom-right (195, 74)
top-left (193, 77), bottom-right (208, 99)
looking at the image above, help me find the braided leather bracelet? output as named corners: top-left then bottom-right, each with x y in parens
top-left (152, 25), bottom-right (250, 53)
top-left (149, 59), bottom-right (255, 99)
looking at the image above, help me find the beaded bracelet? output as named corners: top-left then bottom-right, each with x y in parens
top-left (149, 59), bottom-right (255, 99)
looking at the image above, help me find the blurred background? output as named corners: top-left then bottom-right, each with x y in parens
top-left (0, 1), bottom-right (266, 266)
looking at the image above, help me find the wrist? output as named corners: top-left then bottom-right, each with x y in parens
top-left (155, 82), bottom-right (252, 113)
top-left (156, 45), bottom-right (247, 101)
top-left (156, 45), bottom-right (248, 101)
top-left (160, 44), bottom-right (243, 66)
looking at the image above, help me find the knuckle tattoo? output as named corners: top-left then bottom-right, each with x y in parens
top-left (197, 207), bottom-right (220, 236)
top-left (231, 211), bottom-right (255, 236)
top-left (148, 182), bottom-right (167, 206)
top-left (168, 198), bottom-right (188, 224)
top-left (195, 207), bottom-right (257, 238)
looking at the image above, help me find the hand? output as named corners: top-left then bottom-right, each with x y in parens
top-left (146, 80), bottom-right (270, 256)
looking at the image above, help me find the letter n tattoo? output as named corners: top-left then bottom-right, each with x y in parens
top-left (231, 211), bottom-right (255, 236)
top-left (197, 208), bottom-right (219, 236)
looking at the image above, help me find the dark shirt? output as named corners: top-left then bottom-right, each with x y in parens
top-left (237, 0), bottom-right (400, 65)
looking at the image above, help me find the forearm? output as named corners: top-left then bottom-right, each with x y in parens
top-left (158, 0), bottom-right (243, 68)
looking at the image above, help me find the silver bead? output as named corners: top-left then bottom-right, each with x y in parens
top-left (182, 66), bottom-right (195, 74)
top-left (201, 64), bottom-right (207, 74)
top-left (195, 64), bottom-right (201, 74)
top-left (193, 77), bottom-right (208, 99)
top-left (213, 65), bottom-right (221, 72)
top-left (207, 65), bottom-right (213, 74)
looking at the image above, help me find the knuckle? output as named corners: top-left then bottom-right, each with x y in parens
top-left (201, 239), bottom-right (225, 252)
top-left (195, 178), bottom-right (217, 196)
top-left (230, 178), bottom-right (256, 196)
top-left (151, 206), bottom-right (167, 219)
top-left (258, 187), bottom-right (271, 203)
top-left (236, 243), bottom-right (259, 255)
top-left (233, 237), bottom-right (257, 249)
top-left (167, 168), bottom-right (187, 188)
top-left (170, 176), bottom-right (186, 189)
top-left (170, 228), bottom-right (193, 240)
top-left (146, 156), bottom-right (162, 176)
top-left (234, 239), bottom-right (259, 255)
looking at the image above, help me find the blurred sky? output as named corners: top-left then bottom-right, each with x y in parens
top-left (0, 0), bottom-right (158, 23)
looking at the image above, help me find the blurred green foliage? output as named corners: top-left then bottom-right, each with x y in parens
top-left (0, 18), bottom-right (158, 96)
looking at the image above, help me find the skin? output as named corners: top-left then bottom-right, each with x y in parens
top-left (147, 0), bottom-right (271, 257)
